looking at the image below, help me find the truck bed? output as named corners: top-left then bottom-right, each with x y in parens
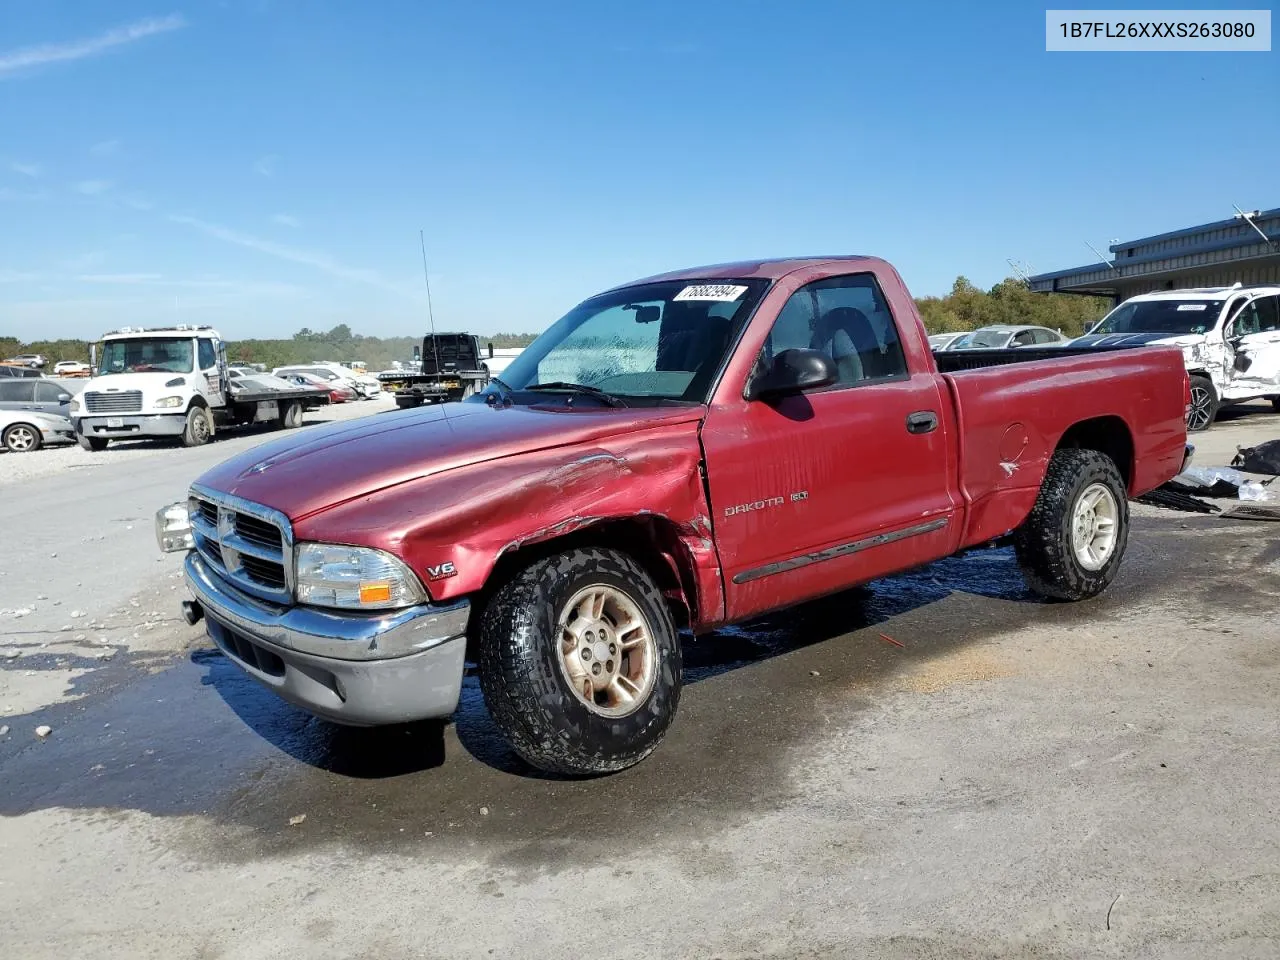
top-left (932, 343), bottom-right (1138, 373)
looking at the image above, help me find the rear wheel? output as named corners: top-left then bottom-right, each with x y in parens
top-left (1270, 396), bottom-right (1280, 414)
top-left (278, 400), bottom-right (304, 429)
top-left (395, 394), bottom-right (423, 409)
top-left (77, 434), bottom-right (109, 452)
top-left (1186, 375), bottom-right (1218, 432)
top-left (478, 547), bottom-right (682, 775)
top-left (1015, 448), bottom-right (1130, 602)
top-left (181, 405), bottom-right (212, 447)
top-left (2, 423), bottom-right (42, 453)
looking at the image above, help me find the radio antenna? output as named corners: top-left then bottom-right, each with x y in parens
top-left (418, 229), bottom-right (447, 418)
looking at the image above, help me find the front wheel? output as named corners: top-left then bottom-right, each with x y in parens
top-left (478, 547), bottom-right (682, 775)
top-left (77, 434), bottom-right (109, 452)
top-left (2, 423), bottom-right (42, 453)
top-left (1014, 448), bottom-right (1130, 602)
top-left (1186, 374), bottom-right (1218, 432)
top-left (1269, 395), bottom-right (1280, 414)
top-left (181, 405), bottom-right (212, 447)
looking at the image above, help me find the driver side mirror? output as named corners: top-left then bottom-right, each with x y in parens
top-left (744, 348), bottom-right (838, 401)
top-left (488, 342), bottom-right (494, 359)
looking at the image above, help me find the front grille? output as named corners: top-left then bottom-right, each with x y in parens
top-left (234, 514), bottom-right (283, 551)
top-left (240, 554), bottom-right (287, 590)
top-left (189, 488), bottom-right (293, 603)
top-left (83, 390), bottom-right (143, 413)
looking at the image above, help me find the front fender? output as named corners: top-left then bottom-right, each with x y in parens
top-left (292, 420), bottom-right (723, 624)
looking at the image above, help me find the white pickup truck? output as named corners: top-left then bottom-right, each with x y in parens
top-left (71, 325), bottom-right (327, 450)
top-left (1070, 283), bottom-right (1280, 431)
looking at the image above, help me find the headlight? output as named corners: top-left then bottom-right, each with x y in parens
top-left (155, 396), bottom-right (184, 408)
top-left (294, 542), bottom-right (426, 610)
top-left (69, 398), bottom-right (80, 413)
top-left (155, 501), bottom-right (194, 553)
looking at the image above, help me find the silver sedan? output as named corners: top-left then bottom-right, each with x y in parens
top-left (0, 409), bottom-right (77, 453)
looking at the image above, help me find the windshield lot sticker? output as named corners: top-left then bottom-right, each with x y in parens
top-left (1177, 304), bottom-right (1209, 311)
top-left (674, 284), bottom-right (748, 302)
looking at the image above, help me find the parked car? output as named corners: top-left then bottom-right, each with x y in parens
top-left (1068, 283), bottom-right (1280, 432)
top-left (52, 360), bottom-right (92, 376)
top-left (157, 254), bottom-right (1190, 777)
top-left (0, 378), bottom-right (74, 416)
top-left (272, 364), bottom-right (376, 399)
top-left (4, 354), bottom-right (47, 369)
top-left (0, 364), bottom-right (42, 379)
top-left (283, 372), bottom-right (355, 403)
top-left (948, 325), bottom-right (1070, 350)
top-left (927, 332), bottom-right (967, 351)
top-left (0, 409), bottom-right (75, 452)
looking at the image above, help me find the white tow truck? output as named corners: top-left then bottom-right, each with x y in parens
top-left (71, 325), bottom-right (327, 450)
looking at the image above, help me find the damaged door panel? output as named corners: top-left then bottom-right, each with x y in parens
top-left (1222, 293), bottom-right (1280, 400)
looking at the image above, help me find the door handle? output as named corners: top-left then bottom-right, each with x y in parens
top-left (906, 410), bottom-right (938, 434)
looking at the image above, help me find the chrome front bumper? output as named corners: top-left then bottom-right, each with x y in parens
top-left (185, 552), bottom-right (470, 725)
top-left (75, 413), bottom-right (187, 437)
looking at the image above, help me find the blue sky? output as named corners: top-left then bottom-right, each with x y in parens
top-left (1, 1), bottom-right (1277, 341)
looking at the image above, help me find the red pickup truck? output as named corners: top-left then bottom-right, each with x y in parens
top-left (156, 256), bottom-right (1191, 775)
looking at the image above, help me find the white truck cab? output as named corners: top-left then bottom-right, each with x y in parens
top-left (72, 325), bottom-right (228, 450)
top-left (1072, 283), bottom-right (1280, 431)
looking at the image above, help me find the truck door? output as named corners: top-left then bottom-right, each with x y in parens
top-left (700, 270), bottom-right (959, 621)
top-left (197, 337), bottom-right (225, 407)
top-left (1222, 293), bottom-right (1280, 400)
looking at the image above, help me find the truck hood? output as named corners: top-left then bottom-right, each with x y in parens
top-left (193, 402), bottom-right (706, 521)
top-left (1068, 332), bottom-right (1202, 349)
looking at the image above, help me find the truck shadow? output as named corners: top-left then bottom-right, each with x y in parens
top-left (2, 520), bottom-right (1225, 860)
top-left (160, 545), bottom-right (1037, 785)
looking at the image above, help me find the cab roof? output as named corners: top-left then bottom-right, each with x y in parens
top-left (611, 256), bottom-right (884, 290)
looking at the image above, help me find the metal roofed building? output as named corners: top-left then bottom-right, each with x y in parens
top-left (1028, 207), bottom-right (1280, 302)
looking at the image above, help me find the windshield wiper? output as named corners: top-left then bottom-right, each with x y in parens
top-left (524, 381), bottom-right (628, 407)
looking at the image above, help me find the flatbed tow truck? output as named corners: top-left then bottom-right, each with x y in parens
top-left (377, 332), bottom-right (494, 409)
top-left (72, 325), bottom-right (328, 449)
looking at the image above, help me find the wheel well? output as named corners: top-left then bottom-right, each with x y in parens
top-left (1055, 416), bottom-right (1134, 489)
top-left (480, 517), bottom-right (700, 632)
top-left (188, 395), bottom-right (209, 410)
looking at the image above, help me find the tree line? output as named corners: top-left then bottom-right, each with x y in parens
top-left (3, 278), bottom-right (1112, 367)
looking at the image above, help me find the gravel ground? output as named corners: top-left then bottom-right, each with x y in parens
top-left (0, 394), bottom-right (396, 487)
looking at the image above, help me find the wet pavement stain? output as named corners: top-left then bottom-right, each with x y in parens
top-left (2, 515), bottom-right (1272, 874)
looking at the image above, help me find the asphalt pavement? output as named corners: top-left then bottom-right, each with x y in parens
top-left (2, 403), bottom-right (1280, 959)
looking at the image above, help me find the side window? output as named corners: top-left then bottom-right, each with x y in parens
top-left (1011, 330), bottom-right (1037, 347)
top-left (0, 381), bottom-right (32, 402)
top-left (197, 338), bottom-right (217, 370)
top-left (35, 382), bottom-right (66, 403)
top-left (1253, 295), bottom-right (1280, 332)
top-left (1032, 328), bottom-right (1056, 344)
top-left (762, 273), bottom-right (909, 387)
top-left (1229, 300), bottom-right (1262, 337)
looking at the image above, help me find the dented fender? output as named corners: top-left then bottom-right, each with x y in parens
top-left (292, 420), bottom-right (725, 627)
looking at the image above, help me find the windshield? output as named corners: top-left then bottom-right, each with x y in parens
top-left (98, 338), bottom-right (194, 375)
top-left (494, 279), bottom-right (771, 404)
top-left (1091, 299), bottom-right (1224, 336)
top-left (952, 330), bottom-right (1010, 350)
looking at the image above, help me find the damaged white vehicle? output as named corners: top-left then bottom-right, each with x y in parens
top-left (1070, 284), bottom-right (1280, 431)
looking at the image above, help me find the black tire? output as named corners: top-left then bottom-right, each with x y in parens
top-left (181, 405), bottom-right (212, 447)
top-left (395, 394), bottom-right (423, 409)
top-left (1014, 448), bottom-right (1130, 602)
top-left (1270, 396), bottom-right (1280, 414)
top-left (76, 434), bottom-right (109, 452)
top-left (1186, 374), bottom-right (1218, 432)
top-left (2, 423), bottom-right (42, 453)
top-left (278, 401), bottom-right (303, 429)
top-left (478, 547), bottom-right (683, 775)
